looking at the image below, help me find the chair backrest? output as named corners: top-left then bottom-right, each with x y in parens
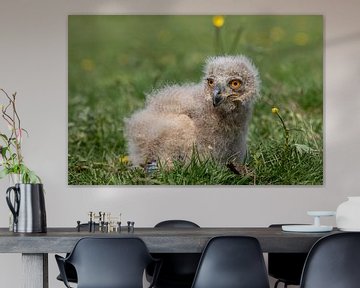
top-left (300, 232), bottom-right (360, 288)
top-left (66, 237), bottom-right (154, 288)
top-left (150, 220), bottom-right (201, 287)
top-left (155, 219), bottom-right (200, 228)
top-left (191, 236), bottom-right (270, 288)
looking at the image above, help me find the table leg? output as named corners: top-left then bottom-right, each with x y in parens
top-left (22, 253), bottom-right (48, 288)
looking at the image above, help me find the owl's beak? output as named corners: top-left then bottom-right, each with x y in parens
top-left (213, 86), bottom-right (225, 107)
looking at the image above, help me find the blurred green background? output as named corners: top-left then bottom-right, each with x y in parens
top-left (68, 15), bottom-right (323, 185)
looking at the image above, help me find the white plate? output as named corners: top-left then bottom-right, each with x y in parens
top-left (307, 211), bottom-right (336, 217)
top-left (282, 225), bottom-right (333, 232)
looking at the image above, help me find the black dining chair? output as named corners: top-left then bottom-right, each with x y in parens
top-left (268, 224), bottom-right (308, 288)
top-left (300, 232), bottom-right (360, 288)
top-left (55, 237), bottom-right (161, 288)
top-left (191, 236), bottom-right (270, 288)
top-left (56, 223), bottom-right (99, 284)
top-left (146, 220), bottom-right (201, 288)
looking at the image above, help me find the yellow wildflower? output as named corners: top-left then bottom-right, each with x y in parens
top-left (294, 32), bottom-right (309, 46)
top-left (272, 107), bottom-right (279, 114)
top-left (81, 58), bottom-right (95, 72)
top-left (119, 155), bottom-right (130, 164)
top-left (212, 16), bottom-right (224, 28)
top-left (270, 26), bottom-right (285, 42)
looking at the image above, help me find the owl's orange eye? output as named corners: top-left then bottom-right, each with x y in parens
top-left (207, 78), bottom-right (215, 87)
top-left (229, 79), bottom-right (242, 90)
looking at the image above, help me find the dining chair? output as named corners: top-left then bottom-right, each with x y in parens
top-left (56, 223), bottom-right (99, 284)
top-left (268, 224), bottom-right (308, 288)
top-left (300, 232), bottom-right (360, 288)
top-left (55, 237), bottom-right (161, 288)
top-left (191, 236), bottom-right (270, 288)
top-left (146, 220), bottom-right (201, 288)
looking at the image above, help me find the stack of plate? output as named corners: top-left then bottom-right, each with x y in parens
top-left (282, 211), bottom-right (336, 232)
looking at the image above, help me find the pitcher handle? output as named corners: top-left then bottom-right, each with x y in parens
top-left (6, 186), bottom-right (20, 224)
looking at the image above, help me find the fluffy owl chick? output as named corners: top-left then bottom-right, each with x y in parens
top-left (125, 55), bottom-right (260, 167)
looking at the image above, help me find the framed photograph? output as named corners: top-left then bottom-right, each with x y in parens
top-left (68, 15), bottom-right (323, 185)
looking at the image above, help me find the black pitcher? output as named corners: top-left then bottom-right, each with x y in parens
top-left (6, 183), bottom-right (47, 233)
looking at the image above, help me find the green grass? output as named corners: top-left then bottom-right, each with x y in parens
top-left (68, 15), bottom-right (323, 185)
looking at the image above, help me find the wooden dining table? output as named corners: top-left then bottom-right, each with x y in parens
top-left (0, 226), bottom-right (340, 288)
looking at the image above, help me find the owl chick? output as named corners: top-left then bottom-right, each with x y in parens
top-left (125, 55), bottom-right (260, 167)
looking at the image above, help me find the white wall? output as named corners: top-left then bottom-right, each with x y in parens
top-left (0, 0), bottom-right (360, 287)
